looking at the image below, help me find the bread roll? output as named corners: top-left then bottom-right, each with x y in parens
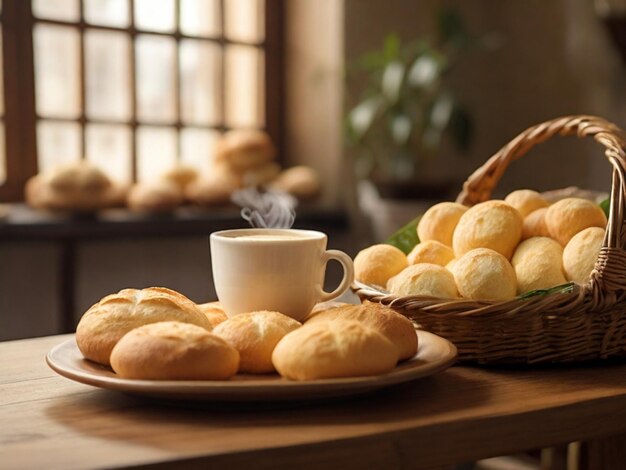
top-left (453, 248), bottom-right (517, 300)
top-left (545, 197), bottom-right (607, 246)
top-left (272, 320), bottom-right (398, 380)
top-left (48, 161), bottom-right (111, 193)
top-left (354, 244), bottom-right (408, 288)
top-left (127, 181), bottom-right (184, 213)
top-left (185, 165), bottom-right (241, 206)
top-left (417, 202), bottom-right (468, 247)
top-left (387, 263), bottom-right (458, 299)
top-left (110, 321), bottom-right (239, 380)
top-left (76, 287), bottom-right (212, 366)
top-left (161, 165), bottom-right (199, 190)
top-left (407, 240), bottom-right (455, 266)
top-left (197, 301), bottom-right (228, 329)
top-left (563, 227), bottom-right (605, 285)
top-left (304, 302), bottom-right (417, 361)
top-left (213, 311), bottom-right (301, 373)
top-left (452, 200), bottom-right (523, 260)
top-left (504, 189), bottom-right (549, 218)
top-left (522, 207), bottom-right (550, 240)
top-left (215, 129), bottom-right (276, 173)
top-left (511, 237), bottom-right (566, 294)
top-left (242, 161), bottom-right (281, 187)
top-left (268, 166), bottom-right (321, 199)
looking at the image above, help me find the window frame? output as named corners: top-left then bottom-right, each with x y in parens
top-left (0, 0), bottom-right (284, 202)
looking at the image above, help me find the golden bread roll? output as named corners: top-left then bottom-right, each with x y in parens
top-left (354, 244), bottom-right (408, 288)
top-left (511, 237), bottom-right (566, 294)
top-left (268, 166), bottom-right (321, 200)
top-left (453, 248), bottom-right (517, 300)
top-left (160, 165), bottom-right (199, 190)
top-left (310, 301), bottom-right (350, 315)
top-left (545, 197), bottom-right (607, 246)
top-left (48, 161), bottom-right (111, 193)
top-left (110, 321), bottom-right (239, 380)
top-left (127, 181), bottom-right (184, 213)
top-left (563, 227), bottom-right (605, 285)
top-left (76, 287), bottom-right (212, 366)
top-left (242, 161), bottom-right (282, 187)
top-left (387, 263), bottom-right (458, 299)
top-left (212, 311), bottom-right (301, 373)
top-left (304, 302), bottom-right (417, 361)
top-left (504, 189), bottom-right (549, 218)
top-left (215, 129), bottom-right (276, 173)
top-left (445, 258), bottom-right (457, 273)
top-left (197, 301), bottom-right (228, 329)
top-left (452, 200), bottom-right (523, 260)
top-left (272, 320), bottom-right (398, 380)
top-left (417, 202), bottom-right (468, 247)
top-left (522, 207), bottom-right (550, 240)
top-left (407, 240), bottom-right (455, 266)
top-left (185, 165), bottom-right (241, 206)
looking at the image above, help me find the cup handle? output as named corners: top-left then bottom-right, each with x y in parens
top-left (319, 250), bottom-right (355, 302)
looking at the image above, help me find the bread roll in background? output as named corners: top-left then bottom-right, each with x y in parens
top-left (512, 237), bottom-right (566, 294)
top-left (354, 244), bottom-right (408, 288)
top-left (160, 165), bottom-right (199, 190)
top-left (215, 129), bottom-right (276, 173)
top-left (452, 200), bottom-right (523, 260)
top-left (241, 161), bottom-right (282, 187)
top-left (268, 166), bottom-right (321, 199)
top-left (563, 227), bottom-right (605, 285)
top-left (213, 311), bottom-right (301, 374)
top-left (417, 202), bottom-right (468, 247)
top-left (522, 207), bottom-right (551, 240)
top-left (304, 302), bottom-right (417, 361)
top-left (272, 320), bottom-right (399, 381)
top-left (127, 181), bottom-right (184, 213)
top-left (545, 197), bottom-right (607, 246)
top-left (185, 165), bottom-right (241, 206)
top-left (196, 301), bottom-right (228, 329)
top-left (76, 287), bottom-right (212, 366)
top-left (407, 240), bottom-right (455, 266)
top-left (453, 248), bottom-right (517, 300)
top-left (387, 263), bottom-right (458, 299)
top-left (110, 321), bottom-right (239, 380)
top-left (504, 189), bottom-right (549, 218)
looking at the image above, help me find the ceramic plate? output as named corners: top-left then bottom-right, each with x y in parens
top-left (46, 330), bottom-right (457, 402)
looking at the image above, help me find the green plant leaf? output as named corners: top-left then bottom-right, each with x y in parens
top-left (519, 282), bottom-right (576, 300)
top-left (438, 9), bottom-right (470, 48)
top-left (407, 54), bottom-right (440, 88)
top-left (600, 198), bottom-right (610, 218)
top-left (348, 96), bottom-right (384, 141)
top-left (381, 61), bottom-right (405, 104)
top-left (385, 216), bottom-right (421, 254)
top-left (384, 33), bottom-right (401, 61)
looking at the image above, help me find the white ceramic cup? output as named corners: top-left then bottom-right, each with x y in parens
top-left (210, 228), bottom-right (355, 321)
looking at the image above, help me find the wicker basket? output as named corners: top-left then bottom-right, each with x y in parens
top-left (354, 115), bottom-right (626, 364)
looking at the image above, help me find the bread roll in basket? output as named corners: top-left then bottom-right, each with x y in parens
top-left (354, 115), bottom-right (626, 364)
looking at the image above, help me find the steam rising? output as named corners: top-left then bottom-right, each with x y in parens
top-left (231, 188), bottom-right (297, 229)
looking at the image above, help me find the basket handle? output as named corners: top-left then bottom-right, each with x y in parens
top-left (456, 115), bottom-right (626, 307)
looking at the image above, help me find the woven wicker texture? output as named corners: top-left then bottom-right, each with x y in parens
top-left (355, 115), bottom-right (626, 364)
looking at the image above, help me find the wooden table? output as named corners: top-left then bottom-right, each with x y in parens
top-left (3, 335), bottom-right (626, 469)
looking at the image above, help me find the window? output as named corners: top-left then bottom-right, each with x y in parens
top-left (0, 0), bottom-right (283, 201)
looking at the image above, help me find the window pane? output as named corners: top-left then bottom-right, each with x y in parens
top-left (86, 124), bottom-right (131, 182)
top-left (85, 30), bottom-right (131, 121)
top-left (180, 0), bottom-right (220, 37)
top-left (225, 45), bottom-right (264, 127)
top-left (32, 0), bottom-right (80, 22)
top-left (37, 121), bottom-right (81, 172)
top-left (34, 25), bottom-right (81, 119)
top-left (0, 122), bottom-right (5, 185)
top-left (84, 0), bottom-right (130, 28)
top-left (224, 0), bottom-right (264, 43)
top-left (180, 40), bottom-right (220, 126)
top-left (137, 126), bottom-right (177, 181)
top-left (181, 128), bottom-right (219, 174)
top-left (134, 0), bottom-right (175, 33)
top-left (136, 35), bottom-right (176, 123)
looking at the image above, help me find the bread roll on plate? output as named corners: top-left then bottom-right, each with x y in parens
top-left (304, 302), bottom-right (417, 361)
top-left (272, 320), bottom-right (398, 381)
top-left (76, 287), bottom-right (211, 366)
top-left (213, 311), bottom-right (301, 373)
top-left (196, 301), bottom-right (228, 329)
top-left (110, 321), bottom-right (239, 380)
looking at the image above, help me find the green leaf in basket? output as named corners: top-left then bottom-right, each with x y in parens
top-left (600, 198), bottom-right (610, 218)
top-left (385, 216), bottom-right (421, 254)
top-left (519, 282), bottom-right (576, 300)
